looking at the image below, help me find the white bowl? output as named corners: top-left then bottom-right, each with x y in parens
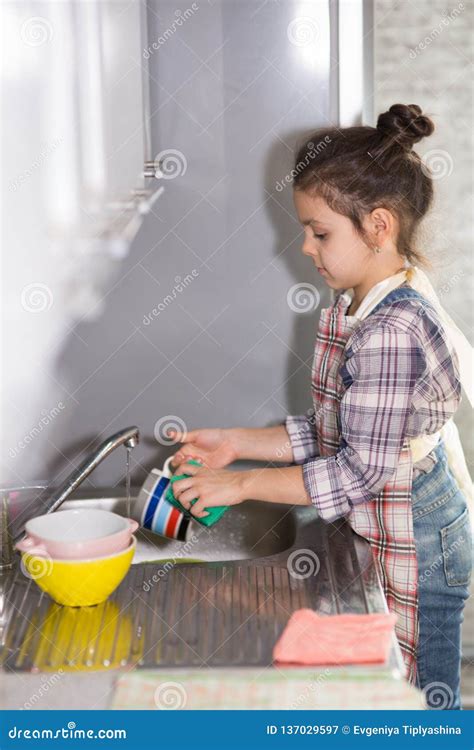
top-left (16, 509), bottom-right (138, 559)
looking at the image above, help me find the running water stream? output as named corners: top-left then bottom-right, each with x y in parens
top-left (125, 445), bottom-right (132, 519)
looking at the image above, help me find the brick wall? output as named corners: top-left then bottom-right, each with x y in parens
top-left (373, 0), bottom-right (473, 470)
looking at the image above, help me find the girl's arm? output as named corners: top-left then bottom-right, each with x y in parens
top-left (240, 465), bottom-right (311, 506)
top-left (171, 462), bottom-right (312, 518)
top-left (228, 425), bottom-right (295, 463)
top-left (169, 424), bottom-right (295, 469)
top-left (229, 411), bottom-right (320, 465)
top-left (170, 427), bottom-right (314, 517)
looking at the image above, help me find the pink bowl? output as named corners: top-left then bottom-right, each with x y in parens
top-left (15, 509), bottom-right (138, 560)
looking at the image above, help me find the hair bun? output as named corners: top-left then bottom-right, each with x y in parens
top-left (376, 103), bottom-right (434, 149)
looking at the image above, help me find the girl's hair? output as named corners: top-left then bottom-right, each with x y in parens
top-left (293, 103), bottom-right (435, 269)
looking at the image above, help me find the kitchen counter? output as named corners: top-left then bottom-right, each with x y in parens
top-left (0, 665), bottom-right (423, 710)
top-left (0, 490), bottom-right (422, 709)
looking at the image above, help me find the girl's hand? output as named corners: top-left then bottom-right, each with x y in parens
top-left (167, 428), bottom-right (238, 470)
top-left (170, 461), bottom-right (247, 519)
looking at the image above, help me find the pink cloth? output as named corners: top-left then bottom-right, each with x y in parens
top-left (273, 609), bottom-right (397, 666)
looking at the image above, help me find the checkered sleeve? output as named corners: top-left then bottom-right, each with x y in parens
top-left (284, 410), bottom-right (320, 464)
top-left (301, 323), bottom-right (427, 521)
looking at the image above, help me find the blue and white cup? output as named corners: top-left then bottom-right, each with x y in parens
top-left (134, 457), bottom-right (191, 541)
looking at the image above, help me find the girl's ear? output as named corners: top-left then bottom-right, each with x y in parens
top-left (371, 206), bottom-right (395, 239)
top-left (368, 206), bottom-right (396, 245)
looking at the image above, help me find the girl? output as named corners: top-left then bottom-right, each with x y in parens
top-left (167, 103), bottom-right (473, 709)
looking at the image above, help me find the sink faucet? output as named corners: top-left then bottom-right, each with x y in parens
top-left (9, 426), bottom-right (140, 544)
top-left (46, 426), bottom-right (139, 515)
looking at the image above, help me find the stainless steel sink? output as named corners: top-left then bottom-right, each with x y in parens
top-left (59, 492), bottom-right (298, 564)
top-left (1, 488), bottom-right (403, 675)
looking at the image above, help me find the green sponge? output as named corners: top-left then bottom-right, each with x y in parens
top-left (164, 459), bottom-right (229, 527)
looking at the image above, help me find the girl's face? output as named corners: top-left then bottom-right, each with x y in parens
top-left (293, 190), bottom-right (378, 291)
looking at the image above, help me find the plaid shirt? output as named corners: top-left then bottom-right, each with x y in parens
top-left (285, 290), bottom-right (462, 521)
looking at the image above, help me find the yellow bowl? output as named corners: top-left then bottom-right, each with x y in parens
top-left (21, 537), bottom-right (136, 607)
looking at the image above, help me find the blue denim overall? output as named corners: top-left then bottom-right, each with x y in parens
top-left (369, 284), bottom-right (473, 709)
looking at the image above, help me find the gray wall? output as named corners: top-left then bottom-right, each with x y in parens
top-left (21, 0), bottom-right (334, 490)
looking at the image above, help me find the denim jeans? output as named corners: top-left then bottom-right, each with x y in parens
top-left (411, 437), bottom-right (473, 709)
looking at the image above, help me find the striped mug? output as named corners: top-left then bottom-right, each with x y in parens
top-left (134, 457), bottom-right (191, 541)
